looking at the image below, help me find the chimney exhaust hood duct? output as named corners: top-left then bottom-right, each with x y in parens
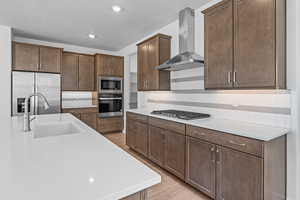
top-left (156, 7), bottom-right (204, 71)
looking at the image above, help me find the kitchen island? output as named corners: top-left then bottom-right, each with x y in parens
top-left (0, 114), bottom-right (160, 200)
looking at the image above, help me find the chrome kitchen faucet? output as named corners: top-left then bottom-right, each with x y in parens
top-left (23, 93), bottom-right (50, 132)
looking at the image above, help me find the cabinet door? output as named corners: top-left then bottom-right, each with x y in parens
top-left (12, 42), bottom-right (39, 71)
top-left (186, 137), bottom-right (216, 199)
top-left (203, 0), bottom-right (234, 89)
top-left (216, 146), bottom-right (263, 200)
top-left (81, 113), bottom-right (97, 129)
top-left (39, 46), bottom-right (61, 73)
top-left (62, 53), bottom-right (78, 91)
top-left (234, 0), bottom-right (275, 88)
top-left (137, 43), bottom-right (148, 91)
top-left (102, 55), bottom-right (113, 76)
top-left (147, 37), bottom-right (159, 90)
top-left (78, 55), bottom-right (95, 91)
top-left (111, 56), bottom-right (124, 77)
top-left (148, 126), bottom-right (165, 166)
top-left (126, 118), bottom-right (136, 149)
top-left (164, 130), bottom-right (185, 180)
top-left (70, 112), bottom-right (81, 119)
top-left (134, 121), bottom-right (148, 157)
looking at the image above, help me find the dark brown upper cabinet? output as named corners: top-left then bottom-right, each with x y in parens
top-left (202, 0), bottom-right (286, 89)
top-left (12, 42), bottom-right (39, 71)
top-left (203, 0), bottom-right (234, 89)
top-left (62, 52), bottom-right (78, 91)
top-left (95, 54), bottom-right (124, 77)
top-left (62, 52), bottom-right (95, 91)
top-left (137, 34), bottom-right (171, 91)
top-left (12, 42), bottom-right (62, 73)
top-left (78, 54), bottom-right (95, 91)
top-left (39, 46), bottom-right (62, 73)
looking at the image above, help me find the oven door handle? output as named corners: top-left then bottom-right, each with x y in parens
top-left (99, 97), bottom-right (123, 100)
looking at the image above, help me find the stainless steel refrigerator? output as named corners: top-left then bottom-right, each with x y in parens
top-left (12, 71), bottom-right (61, 116)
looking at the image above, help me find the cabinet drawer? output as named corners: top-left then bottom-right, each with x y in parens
top-left (97, 117), bottom-right (124, 133)
top-left (127, 112), bottom-right (148, 124)
top-left (186, 125), bottom-right (224, 144)
top-left (220, 133), bottom-right (263, 158)
top-left (149, 117), bottom-right (185, 135)
top-left (187, 125), bottom-right (263, 157)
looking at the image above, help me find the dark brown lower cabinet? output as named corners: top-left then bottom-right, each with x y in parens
top-left (62, 108), bottom-right (97, 129)
top-left (125, 112), bottom-right (286, 200)
top-left (186, 136), bottom-right (263, 200)
top-left (135, 121), bottom-right (148, 157)
top-left (81, 113), bottom-right (97, 129)
top-left (148, 126), bottom-right (165, 166)
top-left (126, 114), bottom-right (148, 157)
top-left (96, 117), bottom-right (124, 134)
top-left (126, 118), bottom-right (136, 149)
top-left (71, 113), bottom-right (81, 120)
top-left (148, 126), bottom-right (186, 180)
top-left (164, 130), bottom-right (185, 180)
top-left (121, 189), bottom-right (148, 200)
top-left (216, 146), bottom-right (263, 200)
top-left (186, 137), bottom-right (216, 199)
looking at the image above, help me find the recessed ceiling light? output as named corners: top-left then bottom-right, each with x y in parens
top-left (112, 5), bottom-right (122, 13)
top-left (88, 33), bottom-right (96, 39)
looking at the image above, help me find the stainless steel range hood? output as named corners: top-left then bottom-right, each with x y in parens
top-left (156, 8), bottom-right (204, 71)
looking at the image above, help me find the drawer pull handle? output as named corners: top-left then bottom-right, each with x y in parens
top-left (193, 131), bottom-right (206, 136)
top-left (229, 140), bottom-right (246, 146)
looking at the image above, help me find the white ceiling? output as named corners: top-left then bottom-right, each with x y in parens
top-left (0, 0), bottom-right (209, 51)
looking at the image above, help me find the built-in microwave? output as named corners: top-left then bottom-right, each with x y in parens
top-left (98, 76), bottom-right (123, 94)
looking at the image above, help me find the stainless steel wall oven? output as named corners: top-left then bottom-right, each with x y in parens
top-left (98, 93), bottom-right (123, 118)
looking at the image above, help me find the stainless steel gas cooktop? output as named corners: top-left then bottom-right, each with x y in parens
top-left (151, 110), bottom-right (210, 120)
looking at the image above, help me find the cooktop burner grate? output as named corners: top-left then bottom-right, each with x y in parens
top-left (151, 110), bottom-right (210, 120)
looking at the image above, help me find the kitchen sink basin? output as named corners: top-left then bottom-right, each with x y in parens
top-left (33, 122), bottom-right (81, 138)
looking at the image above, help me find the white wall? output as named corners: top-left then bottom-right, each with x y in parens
top-left (296, 0), bottom-right (300, 197)
top-left (118, 0), bottom-right (300, 199)
top-left (0, 25), bottom-right (12, 119)
top-left (287, 0), bottom-right (300, 199)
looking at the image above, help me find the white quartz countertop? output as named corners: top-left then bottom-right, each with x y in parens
top-left (0, 114), bottom-right (160, 200)
top-left (127, 108), bottom-right (289, 141)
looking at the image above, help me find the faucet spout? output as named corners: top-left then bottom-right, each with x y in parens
top-left (24, 93), bottom-right (50, 132)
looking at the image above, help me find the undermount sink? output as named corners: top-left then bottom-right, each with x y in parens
top-left (33, 122), bottom-right (81, 138)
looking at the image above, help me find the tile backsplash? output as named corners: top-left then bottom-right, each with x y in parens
top-left (62, 91), bottom-right (97, 109)
top-left (138, 67), bottom-right (291, 128)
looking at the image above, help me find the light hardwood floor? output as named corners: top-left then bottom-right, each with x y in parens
top-left (104, 133), bottom-right (211, 200)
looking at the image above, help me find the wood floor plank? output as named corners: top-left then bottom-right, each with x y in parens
top-left (104, 133), bottom-right (211, 200)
